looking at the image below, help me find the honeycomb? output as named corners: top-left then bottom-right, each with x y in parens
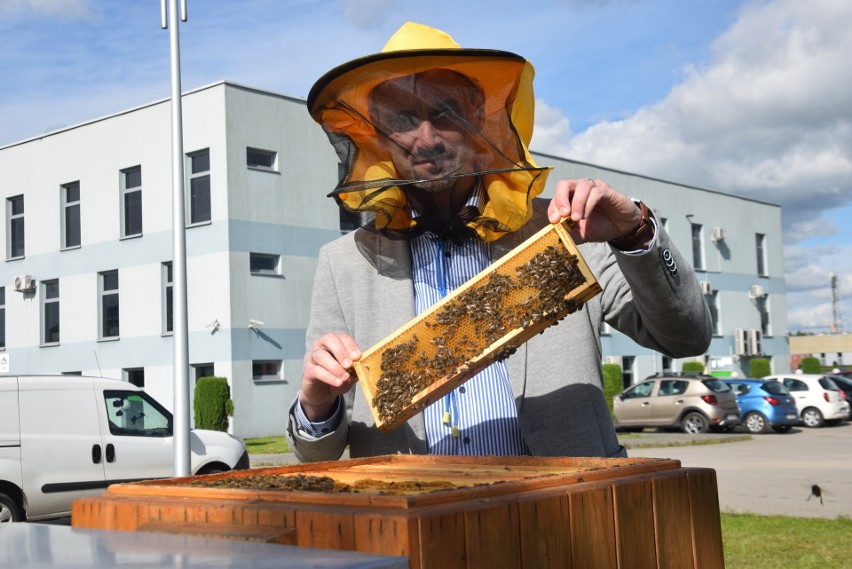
top-left (354, 220), bottom-right (602, 432)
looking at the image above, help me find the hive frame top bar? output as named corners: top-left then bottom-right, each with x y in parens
top-left (354, 219), bottom-right (602, 432)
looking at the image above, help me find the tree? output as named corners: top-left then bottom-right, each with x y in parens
top-left (193, 376), bottom-right (234, 432)
top-left (602, 363), bottom-right (623, 417)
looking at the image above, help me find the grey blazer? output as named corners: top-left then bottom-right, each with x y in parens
top-left (286, 199), bottom-right (712, 461)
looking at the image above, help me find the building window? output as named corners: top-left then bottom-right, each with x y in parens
top-left (691, 223), bottom-right (704, 270)
top-left (162, 262), bottom-right (173, 334)
top-left (707, 291), bottom-right (720, 335)
top-left (7, 195), bottom-right (25, 259)
top-left (661, 355), bottom-right (672, 374)
top-left (0, 287), bottom-right (5, 349)
top-left (622, 356), bottom-right (635, 389)
top-left (250, 253), bottom-right (280, 276)
top-left (99, 270), bottom-right (120, 339)
top-left (125, 368), bottom-right (145, 388)
top-left (188, 149), bottom-right (211, 224)
top-left (121, 166), bottom-right (142, 238)
top-left (252, 360), bottom-right (281, 381)
top-left (759, 296), bottom-right (770, 336)
top-left (61, 181), bottom-right (81, 249)
top-left (42, 279), bottom-right (60, 345)
top-left (246, 147), bottom-right (277, 171)
top-left (756, 233), bottom-right (767, 276)
top-left (193, 363), bottom-right (215, 382)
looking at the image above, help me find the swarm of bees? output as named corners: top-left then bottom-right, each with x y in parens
top-left (372, 244), bottom-right (587, 423)
top-left (187, 473), bottom-right (458, 495)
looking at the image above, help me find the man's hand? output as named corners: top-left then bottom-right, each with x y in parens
top-left (547, 178), bottom-right (642, 244)
top-left (299, 333), bottom-right (361, 422)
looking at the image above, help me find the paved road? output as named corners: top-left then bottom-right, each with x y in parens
top-left (628, 421), bottom-right (852, 519)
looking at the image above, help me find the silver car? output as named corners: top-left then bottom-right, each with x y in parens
top-left (613, 374), bottom-right (741, 434)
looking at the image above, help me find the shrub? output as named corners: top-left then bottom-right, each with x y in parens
top-left (749, 358), bottom-right (771, 378)
top-left (800, 357), bottom-right (823, 374)
top-left (602, 363), bottom-right (623, 416)
top-left (194, 376), bottom-right (233, 432)
top-left (681, 360), bottom-right (705, 373)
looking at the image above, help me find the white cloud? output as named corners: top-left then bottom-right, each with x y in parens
top-left (341, 0), bottom-right (398, 30)
top-left (531, 98), bottom-right (573, 157)
top-left (0, 0), bottom-right (97, 20)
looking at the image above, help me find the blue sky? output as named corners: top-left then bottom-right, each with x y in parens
top-left (2, 0), bottom-right (850, 333)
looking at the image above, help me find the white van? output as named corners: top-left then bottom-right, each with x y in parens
top-left (0, 375), bottom-right (249, 522)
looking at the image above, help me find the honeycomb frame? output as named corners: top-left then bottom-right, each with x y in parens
top-left (354, 220), bottom-right (602, 432)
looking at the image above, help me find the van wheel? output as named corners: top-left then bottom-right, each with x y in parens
top-left (0, 493), bottom-right (24, 523)
top-left (681, 412), bottom-right (709, 434)
top-left (801, 407), bottom-right (824, 428)
top-left (196, 463), bottom-right (230, 476)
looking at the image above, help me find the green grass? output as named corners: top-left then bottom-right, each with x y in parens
top-left (244, 436), bottom-right (291, 454)
top-left (722, 513), bottom-right (852, 568)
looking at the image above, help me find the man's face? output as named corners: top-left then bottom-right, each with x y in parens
top-left (371, 71), bottom-right (483, 193)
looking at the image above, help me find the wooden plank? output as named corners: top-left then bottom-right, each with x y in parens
top-left (417, 509), bottom-right (467, 569)
top-left (569, 484), bottom-right (617, 569)
top-left (295, 509), bottom-right (356, 551)
top-left (517, 493), bottom-right (571, 569)
top-left (464, 501), bottom-right (522, 569)
top-left (136, 520), bottom-right (296, 544)
top-left (353, 514), bottom-right (415, 560)
top-left (612, 476), bottom-right (657, 569)
top-left (686, 469), bottom-right (725, 569)
top-left (653, 470), bottom-right (696, 568)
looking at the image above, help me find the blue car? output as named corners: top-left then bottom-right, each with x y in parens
top-left (723, 379), bottom-right (799, 434)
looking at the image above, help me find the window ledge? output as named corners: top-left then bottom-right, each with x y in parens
top-left (247, 166), bottom-right (280, 174)
top-left (61, 245), bottom-right (81, 252)
top-left (250, 272), bottom-right (286, 279)
top-left (98, 337), bottom-right (120, 343)
top-left (39, 342), bottom-right (60, 348)
top-left (187, 220), bottom-right (212, 229)
top-left (120, 233), bottom-right (143, 241)
top-left (5, 256), bottom-right (25, 262)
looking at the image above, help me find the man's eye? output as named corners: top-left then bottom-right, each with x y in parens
top-left (384, 112), bottom-right (420, 133)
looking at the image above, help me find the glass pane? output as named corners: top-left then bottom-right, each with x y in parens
top-left (10, 195), bottom-right (24, 215)
top-left (45, 302), bottom-right (60, 343)
top-left (252, 361), bottom-right (279, 379)
top-left (247, 148), bottom-right (275, 168)
top-left (124, 167), bottom-right (142, 189)
top-left (45, 281), bottom-right (59, 299)
top-left (102, 293), bottom-right (119, 337)
top-left (190, 175), bottom-right (211, 223)
top-left (102, 270), bottom-right (119, 291)
top-left (65, 183), bottom-right (80, 203)
top-left (0, 308), bottom-right (5, 348)
top-left (165, 287), bottom-right (173, 332)
top-left (11, 218), bottom-right (24, 257)
top-left (250, 253), bottom-right (278, 274)
top-left (65, 204), bottom-right (81, 247)
top-left (124, 190), bottom-right (142, 235)
top-left (191, 151), bottom-right (210, 174)
top-left (0, 287), bottom-right (5, 304)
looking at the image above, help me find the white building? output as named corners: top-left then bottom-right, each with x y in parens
top-left (0, 82), bottom-right (788, 438)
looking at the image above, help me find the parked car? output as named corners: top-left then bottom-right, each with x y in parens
top-left (722, 378), bottom-right (799, 434)
top-left (763, 374), bottom-right (849, 428)
top-left (0, 375), bottom-right (249, 523)
top-left (613, 374), bottom-right (740, 434)
top-left (827, 375), bottom-right (852, 418)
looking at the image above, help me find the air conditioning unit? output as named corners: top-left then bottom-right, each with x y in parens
top-left (748, 285), bottom-right (766, 299)
top-left (710, 227), bottom-right (726, 242)
top-left (735, 328), bottom-right (749, 356)
top-left (13, 274), bottom-right (34, 293)
top-left (748, 329), bottom-right (763, 356)
top-left (700, 281), bottom-right (713, 295)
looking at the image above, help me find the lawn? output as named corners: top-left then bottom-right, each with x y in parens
top-left (243, 438), bottom-right (851, 567)
top-left (721, 513), bottom-right (851, 569)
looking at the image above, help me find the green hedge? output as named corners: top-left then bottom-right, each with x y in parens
top-left (602, 363), bottom-right (623, 417)
top-left (681, 361), bottom-right (705, 373)
top-left (193, 376), bottom-right (233, 432)
top-left (800, 357), bottom-right (822, 374)
top-left (749, 358), bottom-right (771, 378)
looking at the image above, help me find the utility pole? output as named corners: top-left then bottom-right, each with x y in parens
top-left (830, 272), bottom-right (845, 334)
top-left (161, 0), bottom-right (191, 477)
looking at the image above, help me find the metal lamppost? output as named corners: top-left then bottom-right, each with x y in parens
top-left (161, 0), bottom-right (191, 477)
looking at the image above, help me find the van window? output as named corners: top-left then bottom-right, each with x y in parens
top-left (104, 390), bottom-right (172, 437)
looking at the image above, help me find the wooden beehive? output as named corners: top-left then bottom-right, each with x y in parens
top-left (357, 220), bottom-right (602, 431)
top-left (71, 455), bottom-right (725, 569)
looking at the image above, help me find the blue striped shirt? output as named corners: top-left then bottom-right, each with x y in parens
top-left (411, 231), bottom-right (529, 456)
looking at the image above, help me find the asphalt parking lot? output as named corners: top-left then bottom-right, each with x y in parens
top-left (628, 421), bottom-right (852, 519)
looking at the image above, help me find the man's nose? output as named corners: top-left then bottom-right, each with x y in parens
top-left (410, 120), bottom-right (442, 149)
